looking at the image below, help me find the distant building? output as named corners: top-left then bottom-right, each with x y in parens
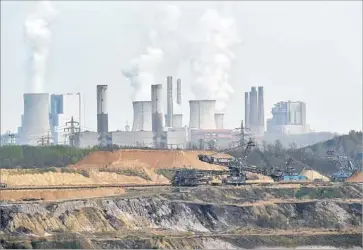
top-left (266, 101), bottom-right (308, 135)
top-left (50, 93), bottom-right (81, 145)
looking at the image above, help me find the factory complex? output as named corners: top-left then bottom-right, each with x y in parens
top-left (7, 76), bottom-right (313, 149)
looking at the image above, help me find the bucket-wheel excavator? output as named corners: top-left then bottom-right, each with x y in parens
top-left (325, 150), bottom-right (358, 182)
top-left (171, 138), bottom-right (256, 186)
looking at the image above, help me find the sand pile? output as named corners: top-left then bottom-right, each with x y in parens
top-left (72, 150), bottom-right (229, 171)
top-left (0, 171), bottom-right (94, 186)
top-left (0, 169), bottom-right (160, 186)
top-left (0, 188), bottom-right (125, 201)
top-left (301, 170), bottom-right (330, 182)
top-left (347, 171), bottom-right (363, 183)
top-left (246, 172), bottom-right (274, 182)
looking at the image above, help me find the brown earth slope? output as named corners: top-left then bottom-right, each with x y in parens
top-left (70, 150), bottom-right (230, 171)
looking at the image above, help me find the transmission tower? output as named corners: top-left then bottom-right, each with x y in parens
top-left (64, 116), bottom-right (80, 147)
top-left (37, 131), bottom-right (52, 146)
top-left (7, 131), bottom-right (16, 145)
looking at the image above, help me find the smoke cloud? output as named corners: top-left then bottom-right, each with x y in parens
top-left (123, 5), bottom-right (184, 103)
top-left (190, 9), bottom-right (240, 112)
top-left (122, 47), bottom-right (163, 101)
top-left (24, 1), bottom-right (57, 93)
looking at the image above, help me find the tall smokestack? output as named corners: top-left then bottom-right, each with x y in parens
top-left (22, 93), bottom-right (51, 145)
top-left (249, 87), bottom-right (258, 133)
top-left (132, 101), bottom-right (152, 131)
top-left (151, 84), bottom-right (163, 147)
top-left (176, 78), bottom-right (181, 105)
top-left (97, 85), bottom-right (108, 133)
top-left (257, 86), bottom-right (265, 134)
top-left (244, 92), bottom-right (250, 130)
top-left (166, 76), bottom-right (173, 127)
top-left (214, 113), bottom-right (224, 129)
top-left (189, 100), bottom-right (216, 129)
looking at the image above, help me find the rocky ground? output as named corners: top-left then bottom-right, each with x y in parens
top-left (0, 183), bottom-right (362, 249)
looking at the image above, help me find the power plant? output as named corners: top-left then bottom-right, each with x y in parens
top-left (10, 80), bottom-right (313, 150)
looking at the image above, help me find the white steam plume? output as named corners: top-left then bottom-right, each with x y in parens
top-left (123, 5), bottom-right (185, 104)
top-left (24, 1), bottom-right (57, 93)
top-left (122, 48), bottom-right (163, 101)
top-left (190, 9), bottom-right (240, 112)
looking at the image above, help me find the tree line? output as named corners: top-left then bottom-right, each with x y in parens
top-left (0, 131), bottom-right (361, 173)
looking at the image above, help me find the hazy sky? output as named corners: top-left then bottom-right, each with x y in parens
top-left (1, 1), bottom-right (362, 135)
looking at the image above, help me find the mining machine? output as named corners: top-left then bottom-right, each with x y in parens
top-left (325, 150), bottom-right (358, 182)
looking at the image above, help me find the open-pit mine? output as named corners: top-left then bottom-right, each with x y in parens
top-left (0, 149), bottom-right (362, 249)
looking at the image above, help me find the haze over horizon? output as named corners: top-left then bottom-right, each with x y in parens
top-left (1, 1), bottom-right (362, 135)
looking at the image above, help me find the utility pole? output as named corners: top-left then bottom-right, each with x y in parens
top-left (64, 116), bottom-right (80, 147)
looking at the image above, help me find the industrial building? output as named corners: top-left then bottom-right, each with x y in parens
top-left (50, 93), bottom-right (81, 145)
top-left (266, 101), bottom-right (308, 134)
top-left (14, 74), bottom-right (238, 149)
top-left (72, 76), bottom-right (234, 149)
top-left (245, 86), bottom-right (265, 135)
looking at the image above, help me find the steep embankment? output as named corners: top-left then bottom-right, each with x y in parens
top-left (0, 185), bottom-right (361, 249)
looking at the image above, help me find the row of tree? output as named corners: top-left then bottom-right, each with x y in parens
top-left (0, 131), bottom-right (361, 173)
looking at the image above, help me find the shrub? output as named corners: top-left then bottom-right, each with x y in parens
top-left (60, 168), bottom-right (77, 174)
top-left (76, 169), bottom-right (90, 178)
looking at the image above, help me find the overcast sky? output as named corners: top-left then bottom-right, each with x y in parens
top-left (1, 1), bottom-right (362, 135)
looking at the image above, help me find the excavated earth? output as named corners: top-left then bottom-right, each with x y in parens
top-left (0, 184), bottom-right (362, 249)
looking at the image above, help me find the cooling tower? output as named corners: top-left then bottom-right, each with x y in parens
top-left (132, 101), bottom-right (152, 131)
top-left (214, 113), bottom-right (224, 129)
top-left (166, 76), bottom-right (173, 127)
top-left (22, 93), bottom-right (51, 145)
top-left (97, 85), bottom-right (108, 133)
top-left (257, 86), bottom-right (265, 134)
top-left (189, 100), bottom-right (216, 129)
top-left (151, 84), bottom-right (163, 133)
top-left (249, 87), bottom-right (258, 132)
top-left (244, 92), bottom-right (250, 129)
top-left (176, 78), bottom-right (181, 105)
top-left (173, 114), bottom-right (183, 128)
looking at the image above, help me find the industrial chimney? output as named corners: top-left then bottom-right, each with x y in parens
top-left (249, 87), bottom-right (258, 133)
top-left (257, 86), bottom-right (265, 134)
top-left (166, 76), bottom-right (173, 127)
top-left (21, 93), bottom-right (51, 145)
top-left (244, 92), bottom-right (250, 130)
top-left (132, 101), bottom-right (152, 131)
top-left (214, 113), bottom-right (224, 129)
top-left (151, 84), bottom-right (163, 147)
top-left (97, 85), bottom-right (108, 133)
top-left (176, 78), bottom-right (181, 105)
top-left (189, 100), bottom-right (216, 129)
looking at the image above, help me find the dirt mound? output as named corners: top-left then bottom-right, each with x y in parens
top-left (72, 150), bottom-right (229, 171)
top-left (347, 171), bottom-right (363, 182)
top-left (0, 188), bottom-right (125, 201)
top-left (0, 169), bottom-right (159, 186)
top-left (301, 170), bottom-right (330, 181)
top-left (245, 172), bottom-right (274, 182)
